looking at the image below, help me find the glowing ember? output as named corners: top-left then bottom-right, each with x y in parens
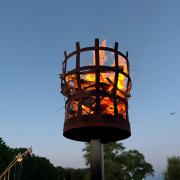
top-left (101, 97), bottom-right (114, 115)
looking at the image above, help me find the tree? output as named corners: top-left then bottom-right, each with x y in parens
top-left (0, 138), bottom-right (14, 173)
top-left (164, 156), bottom-right (180, 180)
top-left (119, 150), bottom-right (154, 179)
top-left (20, 156), bottom-right (58, 180)
top-left (0, 137), bottom-right (89, 180)
top-left (83, 142), bottom-right (154, 180)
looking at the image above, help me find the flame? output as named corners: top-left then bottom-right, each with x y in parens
top-left (93, 39), bottom-right (107, 65)
top-left (65, 40), bottom-right (129, 118)
top-left (101, 97), bottom-right (114, 115)
top-left (82, 73), bottom-right (95, 84)
top-left (117, 101), bottom-right (126, 119)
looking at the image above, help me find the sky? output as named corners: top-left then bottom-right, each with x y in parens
top-left (0, 0), bottom-right (180, 178)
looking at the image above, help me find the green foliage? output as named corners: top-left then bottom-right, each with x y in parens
top-left (164, 156), bottom-right (180, 180)
top-left (0, 137), bottom-right (155, 180)
top-left (83, 142), bottom-right (154, 180)
top-left (20, 156), bottom-right (58, 180)
top-left (0, 137), bottom-right (88, 180)
top-left (119, 150), bottom-right (154, 179)
top-left (0, 139), bottom-right (58, 180)
top-left (82, 143), bottom-right (91, 166)
top-left (0, 138), bottom-right (14, 173)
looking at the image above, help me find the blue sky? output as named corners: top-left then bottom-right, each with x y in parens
top-left (0, 0), bottom-right (180, 178)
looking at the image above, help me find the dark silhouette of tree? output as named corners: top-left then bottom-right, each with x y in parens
top-left (83, 142), bottom-right (154, 180)
top-left (0, 139), bottom-right (58, 180)
top-left (0, 138), bottom-right (14, 173)
top-left (20, 156), bottom-right (58, 180)
top-left (0, 137), bottom-right (88, 180)
top-left (164, 156), bottom-right (180, 180)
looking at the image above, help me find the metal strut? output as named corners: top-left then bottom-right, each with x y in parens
top-left (0, 147), bottom-right (32, 180)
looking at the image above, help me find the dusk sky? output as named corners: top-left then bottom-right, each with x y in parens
top-left (0, 0), bottom-right (180, 179)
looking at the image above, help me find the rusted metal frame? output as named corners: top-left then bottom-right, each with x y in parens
top-left (66, 93), bottom-right (127, 120)
top-left (64, 66), bottom-right (129, 79)
top-left (75, 42), bottom-right (82, 117)
top-left (75, 42), bottom-right (81, 87)
top-left (65, 46), bottom-right (128, 62)
top-left (68, 91), bottom-right (127, 104)
top-left (99, 46), bottom-right (127, 60)
top-left (61, 51), bottom-right (69, 95)
top-left (125, 51), bottom-right (130, 120)
top-left (63, 39), bottom-right (130, 120)
top-left (64, 51), bottom-right (67, 74)
top-left (112, 42), bottom-right (119, 117)
top-left (126, 51), bottom-right (130, 80)
top-left (60, 59), bottom-right (65, 91)
top-left (125, 51), bottom-right (131, 88)
top-left (126, 52), bottom-right (132, 91)
top-left (95, 39), bottom-right (100, 114)
top-left (98, 66), bottom-right (124, 75)
top-left (66, 47), bottom-right (95, 59)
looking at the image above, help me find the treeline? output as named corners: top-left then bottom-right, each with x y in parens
top-left (1, 137), bottom-right (180, 179)
top-left (0, 138), bottom-right (88, 180)
top-left (0, 137), bottom-right (155, 180)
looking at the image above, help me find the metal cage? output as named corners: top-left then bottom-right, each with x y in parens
top-left (60, 39), bottom-right (132, 143)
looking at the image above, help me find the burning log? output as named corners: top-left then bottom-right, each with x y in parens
top-left (106, 77), bottom-right (131, 98)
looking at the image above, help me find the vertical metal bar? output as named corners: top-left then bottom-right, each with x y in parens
top-left (90, 140), bottom-right (104, 180)
top-left (76, 42), bottom-right (82, 116)
top-left (64, 51), bottom-right (67, 74)
top-left (125, 51), bottom-right (130, 120)
top-left (95, 38), bottom-right (100, 114)
top-left (76, 42), bottom-right (81, 86)
top-left (113, 42), bottom-right (119, 116)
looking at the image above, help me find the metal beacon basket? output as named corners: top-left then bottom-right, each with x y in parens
top-left (60, 39), bottom-right (132, 143)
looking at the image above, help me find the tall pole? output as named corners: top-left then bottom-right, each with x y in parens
top-left (90, 139), bottom-right (104, 180)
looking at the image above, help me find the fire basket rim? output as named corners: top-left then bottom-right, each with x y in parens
top-left (64, 46), bottom-right (128, 64)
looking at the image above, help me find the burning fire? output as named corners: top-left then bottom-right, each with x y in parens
top-left (65, 40), bottom-right (129, 119)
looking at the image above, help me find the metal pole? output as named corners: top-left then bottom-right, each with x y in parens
top-left (90, 139), bottom-right (104, 180)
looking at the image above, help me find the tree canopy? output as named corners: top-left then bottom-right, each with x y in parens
top-left (164, 156), bottom-right (180, 180)
top-left (1, 137), bottom-right (154, 180)
top-left (0, 138), bottom-right (87, 180)
top-left (0, 138), bottom-right (14, 173)
top-left (83, 142), bottom-right (154, 180)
